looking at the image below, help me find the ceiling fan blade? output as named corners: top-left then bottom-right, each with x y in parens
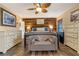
top-left (33, 3), bottom-right (42, 8)
top-left (33, 3), bottom-right (39, 7)
top-left (39, 3), bottom-right (41, 7)
top-left (42, 3), bottom-right (51, 8)
top-left (42, 9), bottom-right (48, 13)
top-left (27, 8), bottom-right (36, 10)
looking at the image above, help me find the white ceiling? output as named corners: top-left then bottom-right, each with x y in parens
top-left (1, 3), bottom-right (78, 18)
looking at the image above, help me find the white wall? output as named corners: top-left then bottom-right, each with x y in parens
top-left (0, 4), bottom-right (20, 31)
top-left (19, 19), bottom-right (25, 39)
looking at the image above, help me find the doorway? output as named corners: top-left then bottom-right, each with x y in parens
top-left (58, 19), bottom-right (64, 44)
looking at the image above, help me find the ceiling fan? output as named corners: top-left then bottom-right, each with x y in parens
top-left (27, 3), bottom-right (51, 14)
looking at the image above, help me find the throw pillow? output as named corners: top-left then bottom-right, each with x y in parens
top-left (35, 39), bottom-right (39, 41)
top-left (45, 38), bottom-right (49, 41)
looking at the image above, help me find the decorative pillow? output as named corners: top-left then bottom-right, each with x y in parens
top-left (44, 38), bottom-right (53, 43)
top-left (35, 39), bottom-right (39, 41)
top-left (32, 38), bottom-right (39, 42)
top-left (44, 38), bottom-right (49, 41)
top-left (49, 38), bottom-right (53, 42)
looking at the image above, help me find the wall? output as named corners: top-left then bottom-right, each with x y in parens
top-left (19, 19), bottom-right (25, 39)
top-left (23, 18), bottom-right (57, 32)
top-left (0, 4), bottom-right (22, 31)
top-left (0, 4), bottom-right (25, 39)
top-left (57, 4), bottom-right (79, 53)
top-left (57, 4), bottom-right (79, 31)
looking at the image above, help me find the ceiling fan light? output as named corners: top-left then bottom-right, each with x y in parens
top-left (36, 7), bottom-right (42, 12)
top-left (37, 4), bottom-right (40, 7)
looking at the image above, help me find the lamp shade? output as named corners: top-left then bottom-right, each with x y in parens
top-left (49, 25), bottom-right (53, 29)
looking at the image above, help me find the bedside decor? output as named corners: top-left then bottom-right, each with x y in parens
top-left (71, 9), bottom-right (79, 22)
top-left (1, 8), bottom-right (16, 27)
top-left (49, 25), bottom-right (53, 32)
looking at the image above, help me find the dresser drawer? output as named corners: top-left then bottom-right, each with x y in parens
top-left (66, 41), bottom-right (77, 50)
top-left (6, 41), bottom-right (15, 50)
top-left (65, 34), bottom-right (78, 38)
top-left (65, 36), bottom-right (77, 41)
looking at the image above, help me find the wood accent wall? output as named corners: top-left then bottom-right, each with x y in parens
top-left (23, 18), bottom-right (57, 32)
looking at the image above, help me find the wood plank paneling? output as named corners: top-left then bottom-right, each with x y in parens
top-left (23, 18), bottom-right (57, 32)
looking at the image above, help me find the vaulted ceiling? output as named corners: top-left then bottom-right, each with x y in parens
top-left (1, 3), bottom-right (78, 18)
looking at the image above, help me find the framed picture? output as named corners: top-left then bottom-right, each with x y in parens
top-left (36, 19), bottom-right (44, 24)
top-left (71, 9), bottom-right (79, 22)
top-left (1, 8), bottom-right (16, 27)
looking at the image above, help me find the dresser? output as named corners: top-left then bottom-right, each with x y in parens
top-left (0, 30), bottom-right (22, 53)
top-left (64, 22), bottom-right (78, 51)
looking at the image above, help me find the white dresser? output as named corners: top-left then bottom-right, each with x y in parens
top-left (64, 22), bottom-right (78, 51)
top-left (0, 30), bottom-right (22, 53)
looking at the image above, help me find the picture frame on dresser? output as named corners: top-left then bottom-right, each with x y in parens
top-left (1, 8), bottom-right (16, 27)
